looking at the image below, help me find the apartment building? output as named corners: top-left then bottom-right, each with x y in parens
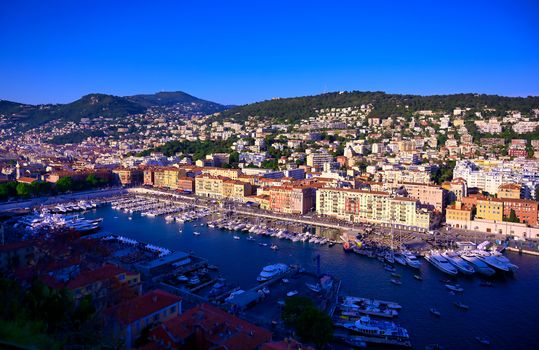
top-left (316, 188), bottom-right (431, 230)
top-left (445, 201), bottom-right (473, 229)
top-left (501, 198), bottom-right (539, 226)
top-left (199, 167), bottom-right (241, 179)
top-left (268, 185), bottom-right (316, 214)
top-left (306, 152), bottom-right (334, 168)
top-left (195, 175), bottom-right (252, 201)
top-left (498, 183), bottom-right (522, 199)
top-left (112, 168), bottom-right (143, 186)
top-left (476, 198), bottom-right (504, 221)
top-left (400, 182), bottom-right (446, 212)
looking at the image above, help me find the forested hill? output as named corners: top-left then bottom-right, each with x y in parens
top-left (216, 91), bottom-right (539, 123)
top-left (0, 91), bottom-right (229, 130)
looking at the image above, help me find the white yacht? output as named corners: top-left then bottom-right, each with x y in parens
top-left (474, 251), bottom-right (512, 272)
top-left (402, 251), bottom-right (421, 269)
top-left (257, 263), bottom-right (289, 282)
top-left (459, 252), bottom-right (496, 276)
top-left (424, 251), bottom-right (458, 275)
top-left (441, 251), bottom-right (475, 275)
top-left (340, 315), bottom-right (409, 340)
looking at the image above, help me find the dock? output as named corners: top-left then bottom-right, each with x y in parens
top-left (334, 331), bottom-right (412, 348)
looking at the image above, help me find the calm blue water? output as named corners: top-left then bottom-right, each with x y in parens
top-left (84, 206), bottom-right (539, 349)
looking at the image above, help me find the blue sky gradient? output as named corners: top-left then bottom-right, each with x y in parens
top-left (1, 0), bottom-right (538, 105)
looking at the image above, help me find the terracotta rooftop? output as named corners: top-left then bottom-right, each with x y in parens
top-left (107, 289), bottom-right (181, 325)
top-left (151, 303), bottom-right (272, 350)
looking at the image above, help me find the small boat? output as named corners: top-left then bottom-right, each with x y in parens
top-left (259, 242), bottom-right (268, 247)
top-left (282, 278), bottom-right (290, 283)
top-left (479, 281), bottom-right (493, 287)
top-left (247, 236), bottom-right (256, 241)
top-left (262, 287), bottom-right (270, 294)
top-left (286, 290), bottom-right (298, 297)
top-left (453, 301), bottom-right (469, 310)
top-left (128, 217), bottom-right (132, 220)
top-left (445, 284), bottom-right (464, 293)
top-left (390, 279), bottom-right (402, 285)
top-left (207, 264), bottom-right (219, 271)
top-left (177, 275), bottom-right (188, 282)
top-left (429, 308), bottom-right (441, 317)
top-left (271, 244), bottom-right (279, 250)
top-left (188, 276), bottom-right (200, 285)
top-left (413, 274), bottom-right (423, 281)
top-left (306, 282), bottom-right (322, 293)
top-left (391, 273), bottom-right (401, 278)
top-left (475, 337), bottom-right (491, 346)
top-left (384, 265), bottom-right (396, 272)
top-left (193, 231), bottom-right (201, 236)
top-left (233, 235), bottom-right (240, 240)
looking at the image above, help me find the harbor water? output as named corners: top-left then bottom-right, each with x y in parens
top-left (84, 206), bottom-right (539, 349)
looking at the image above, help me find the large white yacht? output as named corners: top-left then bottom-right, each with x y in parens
top-left (257, 263), bottom-right (289, 282)
top-left (402, 251), bottom-right (421, 269)
top-left (424, 251), bottom-right (458, 275)
top-left (459, 252), bottom-right (496, 276)
top-left (441, 251), bottom-right (475, 275)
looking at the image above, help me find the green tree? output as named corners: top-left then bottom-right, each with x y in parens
top-left (86, 174), bottom-right (100, 188)
top-left (505, 209), bottom-right (520, 223)
top-left (56, 176), bottom-right (74, 193)
top-left (295, 306), bottom-right (333, 347)
top-left (282, 296), bottom-right (333, 347)
top-left (16, 182), bottom-right (31, 198)
top-left (282, 296), bottom-right (313, 327)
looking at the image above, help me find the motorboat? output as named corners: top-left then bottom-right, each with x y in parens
top-left (225, 289), bottom-right (245, 303)
top-left (430, 308), bottom-right (441, 317)
top-left (453, 301), bottom-right (469, 310)
top-left (390, 278), bottom-right (402, 285)
top-left (177, 275), bottom-right (188, 282)
top-left (188, 276), bottom-right (200, 285)
top-left (193, 231), bottom-right (201, 236)
top-left (473, 251), bottom-right (514, 272)
top-left (233, 235), bottom-right (240, 240)
top-left (459, 253), bottom-right (496, 276)
top-left (445, 284), bottom-right (464, 293)
top-left (476, 336), bottom-right (491, 346)
top-left (442, 251), bottom-right (475, 275)
top-left (425, 251), bottom-right (458, 276)
top-left (394, 253), bottom-right (407, 266)
top-left (402, 251), bottom-right (421, 269)
top-left (413, 274), bottom-right (423, 281)
top-left (286, 290), bottom-right (298, 297)
top-left (306, 282), bottom-right (322, 293)
top-left (257, 263), bottom-right (289, 282)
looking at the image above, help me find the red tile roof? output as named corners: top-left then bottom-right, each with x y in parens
top-left (107, 289), bottom-right (181, 325)
top-left (66, 264), bottom-right (137, 289)
top-left (151, 303), bottom-right (271, 350)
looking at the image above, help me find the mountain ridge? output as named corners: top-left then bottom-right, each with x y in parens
top-left (0, 91), bottom-right (230, 130)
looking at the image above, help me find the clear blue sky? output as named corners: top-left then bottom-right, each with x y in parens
top-left (1, 0), bottom-right (538, 105)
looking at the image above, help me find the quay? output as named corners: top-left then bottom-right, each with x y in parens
top-left (507, 246), bottom-right (539, 257)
